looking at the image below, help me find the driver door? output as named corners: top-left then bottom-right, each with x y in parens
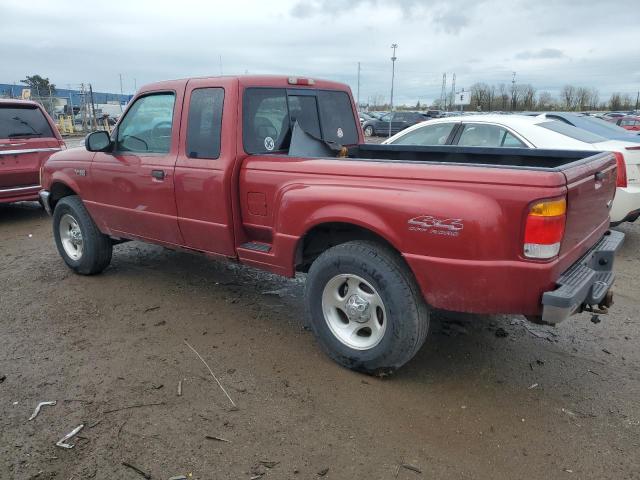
top-left (87, 90), bottom-right (184, 245)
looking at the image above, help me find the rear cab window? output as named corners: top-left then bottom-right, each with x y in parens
top-left (0, 105), bottom-right (54, 139)
top-left (243, 88), bottom-right (358, 154)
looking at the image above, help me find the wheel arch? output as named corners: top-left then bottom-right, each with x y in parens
top-left (294, 221), bottom-right (406, 273)
top-left (49, 181), bottom-right (78, 209)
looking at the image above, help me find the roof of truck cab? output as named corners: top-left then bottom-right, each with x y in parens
top-left (137, 75), bottom-right (352, 93)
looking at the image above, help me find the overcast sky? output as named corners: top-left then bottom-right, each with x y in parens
top-left (1, 0), bottom-right (639, 105)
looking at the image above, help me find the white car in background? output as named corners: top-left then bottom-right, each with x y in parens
top-left (383, 115), bottom-right (640, 224)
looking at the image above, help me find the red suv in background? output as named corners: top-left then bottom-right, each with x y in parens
top-left (616, 116), bottom-right (640, 132)
top-left (0, 99), bottom-right (65, 204)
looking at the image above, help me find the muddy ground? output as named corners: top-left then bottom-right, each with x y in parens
top-left (1, 156), bottom-right (639, 479)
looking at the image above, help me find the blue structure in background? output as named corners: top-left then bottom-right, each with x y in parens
top-left (0, 83), bottom-right (133, 106)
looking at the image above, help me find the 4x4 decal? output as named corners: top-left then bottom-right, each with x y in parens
top-left (408, 215), bottom-right (463, 237)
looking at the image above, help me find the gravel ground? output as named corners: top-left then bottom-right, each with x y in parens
top-left (0, 141), bottom-right (639, 479)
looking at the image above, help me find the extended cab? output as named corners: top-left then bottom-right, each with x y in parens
top-left (40, 76), bottom-right (623, 374)
top-left (1, 99), bottom-right (65, 204)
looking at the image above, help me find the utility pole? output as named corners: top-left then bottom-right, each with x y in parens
top-left (511, 71), bottom-right (517, 111)
top-left (450, 73), bottom-right (456, 111)
top-left (388, 43), bottom-right (398, 138)
top-left (440, 73), bottom-right (447, 111)
top-left (219, 55), bottom-right (223, 75)
top-left (119, 74), bottom-right (124, 112)
top-left (636, 91), bottom-right (639, 111)
top-left (89, 83), bottom-right (97, 130)
top-left (356, 62), bottom-right (361, 111)
top-left (134, 78), bottom-right (137, 92)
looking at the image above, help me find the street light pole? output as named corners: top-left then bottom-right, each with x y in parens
top-left (388, 43), bottom-right (398, 138)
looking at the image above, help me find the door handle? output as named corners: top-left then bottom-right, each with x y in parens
top-left (151, 169), bottom-right (165, 180)
top-left (594, 171), bottom-right (605, 181)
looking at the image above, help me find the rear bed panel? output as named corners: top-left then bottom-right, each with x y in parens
top-left (561, 152), bottom-right (617, 257)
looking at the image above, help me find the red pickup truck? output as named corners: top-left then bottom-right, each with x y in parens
top-left (1, 99), bottom-right (65, 204)
top-left (40, 75), bottom-right (623, 374)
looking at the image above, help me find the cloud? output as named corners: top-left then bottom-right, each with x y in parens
top-left (515, 48), bottom-right (566, 60)
top-left (0, 0), bottom-right (638, 106)
top-left (432, 10), bottom-right (469, 34)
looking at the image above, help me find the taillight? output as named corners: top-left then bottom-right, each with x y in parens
top-left (524, 197), bottom-right (567, 259)
top-left (613, 152), bottom-right (627, 187)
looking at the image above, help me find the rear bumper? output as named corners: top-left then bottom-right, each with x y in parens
top-left (541, 230), bottom-right (624, 324)
top-left (0, 184), bottom-right (40, 204)
top-left (610, 185), bottom-right (640, 223)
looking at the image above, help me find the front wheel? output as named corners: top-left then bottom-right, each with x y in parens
top-left (363, 125), bottom-right (375, 137)
top-left (53, 195), bottom-right (112, 275)
top-left (304, 241), bottom-right (429, 375)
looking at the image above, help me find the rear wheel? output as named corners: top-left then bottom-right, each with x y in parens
top-left (53, 195), bottom-right (112, 275)
top-left (305, 240), bottom-right (429, 375)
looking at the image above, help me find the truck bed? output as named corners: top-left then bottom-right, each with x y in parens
top-left (348, 144), bottom-right (602, 170)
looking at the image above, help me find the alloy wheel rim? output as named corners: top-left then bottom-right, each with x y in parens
top-left (321, 274), bottom-right (387, 350)
top-left (59, 213), bottom-right (84, 261)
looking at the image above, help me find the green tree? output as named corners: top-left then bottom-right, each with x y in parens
top-left (21, 74), bottom-right (56, 97)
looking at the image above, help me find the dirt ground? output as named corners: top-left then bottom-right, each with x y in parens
top-left (1, 151), bottom-right (639, 480)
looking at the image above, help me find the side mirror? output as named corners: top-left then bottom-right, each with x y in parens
top-left (85, 131), bottom-right (112, 152)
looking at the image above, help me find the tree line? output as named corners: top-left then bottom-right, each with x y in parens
top-left (450, 82), bottom-right (637, 112)
top-left (364, 83), bottom-right (638, 113)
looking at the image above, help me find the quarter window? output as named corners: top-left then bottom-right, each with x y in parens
top-left (117, 93), bottom-right (175, 153)
top-left (186, 88), bottom-right (225, 159)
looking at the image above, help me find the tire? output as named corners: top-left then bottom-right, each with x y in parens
top-left (304, 240), bottom-right (429, 375)
top-left (52, 195), bottom-right (112, 275)
top-left (364, 125), bottom-right (374, 137)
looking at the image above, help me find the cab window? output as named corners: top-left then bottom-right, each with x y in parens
top-left (243, 89), bottom-right (290, 154)
top-left (317, 90), bottom-right (358, 144)
top-left (288, 95), bottom-right (321, 138)
top-left (243, 88), bottom-right (359, 154)
top-left (186, 88), bottom-right (225, 159)
top-left (116, 92), bottom-right (175, 154)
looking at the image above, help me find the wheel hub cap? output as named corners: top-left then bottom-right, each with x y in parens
top-left (345, 294), bottom-right (370, 322)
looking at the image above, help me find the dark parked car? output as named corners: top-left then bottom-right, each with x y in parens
top-left (362, 111), bottom-right (426, 137)
top-left (536, 112), bottom-right (640, 142)
top-left (358, 112), bottom-right (375, 124)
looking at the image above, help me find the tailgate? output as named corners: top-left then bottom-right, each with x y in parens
top-left (0, 138), bottom-right (61, 188)
top-left (561, 152), bottom-right (617, 255)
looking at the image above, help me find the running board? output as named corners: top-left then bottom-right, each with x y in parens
top-left (239, 242), bottom-right (272, 253)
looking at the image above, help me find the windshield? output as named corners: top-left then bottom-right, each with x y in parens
top-left (0, 105), bottom-right (54, 139)
top-left (538, 120), bottom-right (606, 143)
